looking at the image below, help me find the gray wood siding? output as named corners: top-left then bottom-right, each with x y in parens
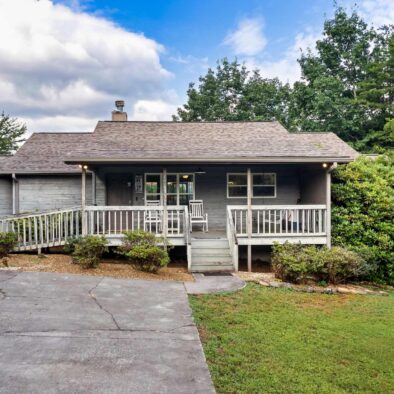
top-left (100, 165), bottom-right (306, 230)
top-left (18, 175), bottom-right (92, 213)
top-left (0, 177), bottom-right (12, 217)
top-left (95, 174), bottom-right (106, 206)
top-left (196, 166), bottom-right (300, 230)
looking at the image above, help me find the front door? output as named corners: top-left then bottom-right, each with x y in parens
top-left (106, 174), bottom-right (132, 206)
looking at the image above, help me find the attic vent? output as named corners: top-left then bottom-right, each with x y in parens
top-left (112, 100), bottom-right (127, 121)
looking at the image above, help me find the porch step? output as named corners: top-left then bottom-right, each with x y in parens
top-left (191, 255), bottom-right (232, 264)
top-left (191, 238), bottom-right (229, 248)
top-left (190, 237), bottom-right (234, 272)
top-left (191, 265), bottom-right (234, 273)
top-left (192, 247), bottom-right (231, 256)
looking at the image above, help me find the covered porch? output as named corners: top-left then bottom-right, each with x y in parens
top-left (0, 162), bottom-right (332, 272)
top-left (81, 162), bottom-right (332, 271)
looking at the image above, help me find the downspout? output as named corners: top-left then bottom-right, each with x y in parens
top-left (12, 173), bottom-right (19, 215)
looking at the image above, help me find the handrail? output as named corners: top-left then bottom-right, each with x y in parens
top-left (0, 206), bottom-right (82, 220)
top-left (228, 204), bottom-right (327, 210)
top-left (226, 206), bottom-right (238, 246)
top-left (226, 206), bottom-right (239, 271)
top-left (184, 206), bottom-right (192, 271)
top-left (85, 205), bottom-right (185, 211)
top-left (184, 206), bottom-right (191, 245)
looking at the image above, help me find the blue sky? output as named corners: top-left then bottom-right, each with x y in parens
top-left (69, 0), bottom-right (334, 96)
top-left (0, 0), bottom-right (392, 133)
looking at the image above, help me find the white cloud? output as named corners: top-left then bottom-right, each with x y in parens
top-left (19, 115), bottom-right (98, 136)
top-left (132, 100), bottom-right (179, 121)
top-left (224, 18), bottom-right (267, 56)
top-left (245, 31), bottom-right (320, 84)
top-left (0, 0), bottom-right (171, 132)
top-left (356, 0), bottom-right (394, 26)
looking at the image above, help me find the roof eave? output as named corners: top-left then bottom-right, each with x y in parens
top-left (64, 156), bottom-right (356, 164)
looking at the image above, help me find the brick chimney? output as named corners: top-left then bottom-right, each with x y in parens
top-left (111, 100), bottom-right (127, 121)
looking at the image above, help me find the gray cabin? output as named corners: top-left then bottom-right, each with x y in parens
top-left (0, 103), bottom-right (358, 272)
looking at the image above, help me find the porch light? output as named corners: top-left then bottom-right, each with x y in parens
top-left (195, 167), bottom-right (206, 174)
top-left (322, 163), bottom-right (328, 168)
top-left (182, 175), bottom-right (189, 179)
top-left (83, 165), bottom-right (88, 170)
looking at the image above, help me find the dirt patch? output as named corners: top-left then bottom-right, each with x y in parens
top-left (236, 271), bottom-right (275, 283)
top-left (2, 253), bottom-right (194, 282)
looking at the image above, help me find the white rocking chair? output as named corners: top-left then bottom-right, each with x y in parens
top-left (144, 200), bottom-right (162, 232)
top-left (189, 200), bottom-right (208, 232)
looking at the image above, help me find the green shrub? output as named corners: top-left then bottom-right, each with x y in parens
top-left (0, 232), bottom-right (18, 259)
top-left (72, 235), bottom-right (108, 269)
top-left (272, 243), bottom-right (369, 284)
top-left (64, 236), bottom-right (81, 254)
top-left (332, 153), bottom-right (394, 284)
top-left (319, 247), bottom-right (371, 284)
top-left (118, 230), bottom-right (170, 273)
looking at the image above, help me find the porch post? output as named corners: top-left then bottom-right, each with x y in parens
top-left (247, 168), bottom-right (252, 272)
top-left (81, 166), bottom-right (87, 236)
top-left (162, 169), bottom-right (168, 241)
top-left (326, 169), bottom-right (331, 248)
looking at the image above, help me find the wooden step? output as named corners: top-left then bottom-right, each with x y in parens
top-left (191, 265), bottom-right (234, 272)
top-left (191, 255), bottom-right (232, 265)
top-left (191, 238), bottom-right (229, 248)
top-left (192, 247), bottom-right (231, 256)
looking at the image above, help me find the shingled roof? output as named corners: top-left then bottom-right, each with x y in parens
top-left (0, 133), bottom-right (91, 174)
top-left (0, 121), bottom-right (358, 174)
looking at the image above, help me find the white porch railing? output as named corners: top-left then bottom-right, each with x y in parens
top-left (84, 205), bottom-right (187, 237)
top-left (0, 205), bottom-right (189, 251)
top-left (0, 207), bottom-right (83, 251)
top-left (228, 205), bottom-right (327, 237)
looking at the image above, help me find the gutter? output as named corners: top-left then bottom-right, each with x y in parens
top-left (64, 156), bottom-right (355, 164)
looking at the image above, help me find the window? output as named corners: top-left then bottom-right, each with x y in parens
top-left (177, 174), bottom-right (194, 205)
top-left (145, 173), bottom-right (195, 205)
top-left (145, 174), bottom-right (161, 202)
top-left (253, 173), bottom-right (276, 197)
top-left (227, 173), bottom-right (276, 198)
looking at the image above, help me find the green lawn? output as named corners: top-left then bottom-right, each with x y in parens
top-left (189, 284), bottom-right (394, 394)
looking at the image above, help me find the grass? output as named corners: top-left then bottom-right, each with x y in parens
top-left (189, 284), bottom-right (394, 394)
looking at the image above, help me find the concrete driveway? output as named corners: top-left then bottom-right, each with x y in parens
top-left (0, 271), bottom-right (215, 394)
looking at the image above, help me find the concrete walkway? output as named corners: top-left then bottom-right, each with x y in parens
top-left (185, 273), bottom-right (246, 295)
top-left (0, 271), bottom-right (215, 394)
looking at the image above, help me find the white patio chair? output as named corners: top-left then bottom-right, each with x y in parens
top-left (189, 200), bottom-right (208, 232)
top-left (144, 200), bottom-right (162, 232)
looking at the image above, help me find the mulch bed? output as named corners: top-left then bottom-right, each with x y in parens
top-left (1, 253), bottom-right (194, 282)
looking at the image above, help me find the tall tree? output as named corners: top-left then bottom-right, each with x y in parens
top-left (355, 34), bottom-right (394, 150)
top-left (173, 59), bottom-right (292, 126)
top-left (293, 7), bottom-right (392, 143)
top-left (0, 113), bottom-right (26, 154)
top-left (174, 7), bottom-right (393, 151)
